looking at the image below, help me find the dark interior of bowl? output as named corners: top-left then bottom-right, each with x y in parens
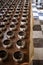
top-left (3, 39), bottom-right (10, 45)
top-left (8, 11), bottom-right (12, 13)
top-left (1, 11), bottom-right (5, 14)
top-left (24, 5), bottom-right (28, 8)
top-left (7, 31), bottom-right (13, 36)
top-left (19, 31), bottom-right (24, 36)
top-left (17, 9), bottom-right (20, 10)
top-left (14, 14), bottom-right (18, 17)
top-left (23, 11), bottom-right (27, 13)
top-left (4, 19), bottom-right (7, 22)
top-left (0, 15), bottom-right (2, 17)
top-left (21, 19), bottom-right (26, 22)
top-left (12, 3), bottom-right (15, 5)
top-left (17, 40), bottom-right (22, 46)
top-left (24, 9), bottom-right (27, 10)
top-left (0, 24), bottom-right (5, 28)
top-left (10, 24), bottom-right (15, 28)
top-left (12, 19), bottom-right (17, 22)
top-left (25, 3), bottom-right (28, 5)
top-left (15, 11), bottom-right (19, 14)
top-left (10, 9), bottom-right (13, 10)
top-left (22, 15), bottom-right (27, 17)
top-left (0, 50), bottom-right (7, 58)
top-left (20, 25), bottom-right (25, 28)
top-left (6, 15), bottom-right (10, 17)
top-left (13, 51), bottom-right (23, 59)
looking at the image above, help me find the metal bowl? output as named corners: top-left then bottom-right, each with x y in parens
top-left (6, 30), bottom-right (14, 38)
top-left (9, 23), bottom-right (16, 31)
top-left (0, 24), bottom-right (6, 31)
top-left (13, 51), bottom-right (24, 62)
top-left (21, 19), bottom-right (28, 25)
top-left (20, 25), bottom-right (27, 31)
top-left (16, 39), bottom-right (25, 49)
top-left (2, 39), bottom-right (12, 48)
top-left (0, 50), bottom-right (8, 61)
top-left (18, 31), bottom-right (26, 39)
top-left (3, 17), bottom-right (9, 24)
top-left (12, 17), bottom-right (18, 25)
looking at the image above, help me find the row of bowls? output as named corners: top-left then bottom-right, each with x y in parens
top-left (0, 0), bottom-right (30, 64)
top-left (0, 50), bottom-right (24, 62)
top-left (0, 0), bottom-right (20, 20)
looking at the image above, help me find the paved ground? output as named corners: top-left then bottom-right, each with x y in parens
top-left (32, 3), bottom-right (43, 65)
